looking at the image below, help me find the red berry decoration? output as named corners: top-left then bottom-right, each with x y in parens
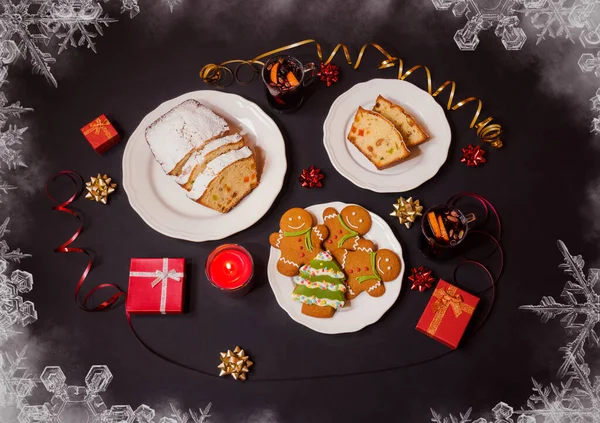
top-left (299, 166), bottom-right (324, 188)
top-left (409, 266), bottom-right (436, 292)
top-left (317, 62), bottom-right (340, 87)
top-left (460, 144), bottom-right (487, 167)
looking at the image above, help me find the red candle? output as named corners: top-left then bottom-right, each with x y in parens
top-left (206, 244), bottom-right (254, 296)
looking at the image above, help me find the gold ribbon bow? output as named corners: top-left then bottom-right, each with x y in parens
top-left (199, 40), bottom-right (503, 147)
top-left (426, 285), bottom-right (475, 336)
top-left (218, 346), bottom-right (253, 381)
top-left (85, 174), bottom-right (116, 204)
top-left (83, 117), bottom-right (112, 138)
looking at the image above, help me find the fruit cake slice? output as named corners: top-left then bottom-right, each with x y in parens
top-left (145, 99), bottom-right (229, 176)
top-left (187, 146), bottom-right (259, 213)
top-left (372, 95), bottom-right (429, 147)
top-left (174, 133), bottom-right (245, 189)
top-left (347, 107), bottom-right (411, 170)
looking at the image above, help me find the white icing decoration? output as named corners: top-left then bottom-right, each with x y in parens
top-left (146, 99), bottom-right (228, 174)
top-left (368, 281), bottom-right (381, 292)
top-left (352, 212), bottom-right (356, 215)
top-left (279, 257), bottom-right (299, 267)
top-left (377, 257), bottom-right (384, 274)
top-left (187, 147), bottom-right (253, 200)
top-left (385, 258), bottom-right (390, 262)
top-left (291, 293), bottom-right (344, 309)
top-left (359, 219), bottom-right (363, 223)
top-left (387, 266), bottom-right (391, 270)
top-left (174, 133), bottom-right (242, 185)
top-left (314, 227), bottom-right (324, 241)
top-left (345, 216), bottom-right (359, 229)
top-left (341, 250), bottom-right (348, 269)
top-left (288, 222), bottom-right (305, 230)
top-left (288, 217), bottom-right (292, 221)
top-left (323, 213), bottom-right (337, 221)
top-left (315, 251), bottom-right (332, 261)
top-left (275, 231), bottom-right (283, 248)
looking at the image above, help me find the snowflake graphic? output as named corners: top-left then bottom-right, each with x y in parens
top-left (433, 0), bottom-right (600, 133)
top-left (431, 240), bottom-right (600, 422)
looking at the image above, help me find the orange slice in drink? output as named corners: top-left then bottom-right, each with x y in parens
top-left (286, 71), bottom-right (299, 87)
top-left (270, 63), bottom-right (279, 84)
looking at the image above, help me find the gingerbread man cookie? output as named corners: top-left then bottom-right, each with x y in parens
top-left (269, 208), bottom-right (329, 276)
top-left (322, 205), bottom-right (375, 253)
top-left (332, 248), bottom-right (401, 299)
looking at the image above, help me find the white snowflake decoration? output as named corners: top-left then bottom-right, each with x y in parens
top-left (432, 240), bottom-right (600, 422)
top-left (432, 0), bottom-right (600, 134)
top-left (431, 0), bottom-right (527, 50)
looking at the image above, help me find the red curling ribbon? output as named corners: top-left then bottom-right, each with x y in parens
top-left (47, 170), bottom-right (125, 311)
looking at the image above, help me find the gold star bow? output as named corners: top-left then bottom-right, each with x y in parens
top-left (218, 346), bottom-right (253, 380)
top-left (85, 174), bottom-right (116, 204)
top-left (390, 197), bottom-right (423, 228)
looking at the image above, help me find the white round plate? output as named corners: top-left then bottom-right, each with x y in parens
top-left (267, 201), bottom-right (405, 334)
top-left (123, 90), bottom-right (286, 242)
top-left (323, 79), bottom-right (451, 193)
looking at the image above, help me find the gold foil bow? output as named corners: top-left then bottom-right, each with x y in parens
top-left (199, 40), bottom-right (503, 147)
top-left (218, 346), bottom-right (253, 381)
top-left (85, 174), bottom-right (116, 204)
top-left (83, 117), bottom-right (112, 138)
top-left (426, 285), bottom-right (475, 336)
top-left (390, 196), bottom-right (423, 228)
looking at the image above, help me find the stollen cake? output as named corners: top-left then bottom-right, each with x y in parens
top-left (174, 133), bottom-right (245, 189)
top-left (347, 107), bottom-right (411, 170)
top-left (187, 146), bottom-right (258, 213)
top-left (372, 95), bottom-right (429, 147)
top-left (145, 99), bottom-right (229, 175)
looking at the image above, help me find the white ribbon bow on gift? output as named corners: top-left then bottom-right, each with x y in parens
top-left (130, 258), bottom-right (184, 314)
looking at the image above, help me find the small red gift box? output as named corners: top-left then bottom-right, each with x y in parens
top-left (126, 258), bottom-right (185, 314)
top-left (416, 280), bottom-right (479, 349)
top-left (80, 114), bottom-right (120, 154)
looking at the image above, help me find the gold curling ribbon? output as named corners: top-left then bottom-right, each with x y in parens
top-left (426, 285), bottom-right (475, 336)
top-left (199, 40), bottom-right (503, 147)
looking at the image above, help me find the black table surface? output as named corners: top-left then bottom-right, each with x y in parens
top-left (6, 1), bottom-right (598, 422)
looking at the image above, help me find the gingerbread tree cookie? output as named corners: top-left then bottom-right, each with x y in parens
top-left (332, 248), bottom-right (401, 299)
top-left (322, 205), bottom-right (375, 252)
top-left (292, 251), bottom-right (347, 318)
top-left (269, 208), bottom-right (329, 276)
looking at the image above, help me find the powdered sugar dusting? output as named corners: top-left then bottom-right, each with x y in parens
top-left (175, 133), bottom-right (242, 185)
top-left (146, 99), bottom-right (228, 174)
top-left (187, 147), bottom-right (252, 200)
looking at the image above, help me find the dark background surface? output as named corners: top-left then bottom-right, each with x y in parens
top-left (8, 0), bottom-right (598, 421)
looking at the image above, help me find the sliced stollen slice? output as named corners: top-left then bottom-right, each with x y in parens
top-left (372, 95), bottom-right (430, 147)
top-left (187, 146), bottom-right (259, 213)
top-left (145, 99), bottom-right (229, 176)
top-left (347, 107), bottom-right (411, 170)
top-left (174, 133), bottom-right (245, 189)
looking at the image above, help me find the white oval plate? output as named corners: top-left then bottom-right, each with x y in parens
top-left (123, 90), bottom-right (287, 242)
top-left (267, 201), bottom-right (405, 334)
top-left (323, 79), bottom-right (451, 193)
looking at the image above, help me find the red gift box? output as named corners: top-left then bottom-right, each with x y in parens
top-left (416, 280), bottom-right (479, 349)
top-left (80, 114), bottom-right (120, 154)
top-left (126, 258), bottom-right (185, 314)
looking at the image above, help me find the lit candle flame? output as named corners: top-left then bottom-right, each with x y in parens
top-left (225, 262), bottom-right (232, 271)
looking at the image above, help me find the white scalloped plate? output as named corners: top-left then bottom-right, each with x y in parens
top-left (323, 79), bottom-right (451, 193)
top-left (267, 202), bottom-right (405, 334)
top-left (123, 90), bottom-right (286, 242)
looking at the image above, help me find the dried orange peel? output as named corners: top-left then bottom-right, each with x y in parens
top-left (286, 71), bottom-right (299, 86)
top-left (427, 212), bottom-right (441, 239)
top-left (270, 63), bottom-right (279, 83)
top-left (437, 215), bottom-right (450, 242)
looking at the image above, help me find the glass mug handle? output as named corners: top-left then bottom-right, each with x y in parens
top-left (302, 62), bottom-right (317, 86)
top-left (464, 213), bottom-right (476, 224)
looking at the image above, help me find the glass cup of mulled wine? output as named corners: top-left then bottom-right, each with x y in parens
top-left (262, 56), bottom-right (317, 113)
top-left (419, 205), bottom-right (476, 261)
